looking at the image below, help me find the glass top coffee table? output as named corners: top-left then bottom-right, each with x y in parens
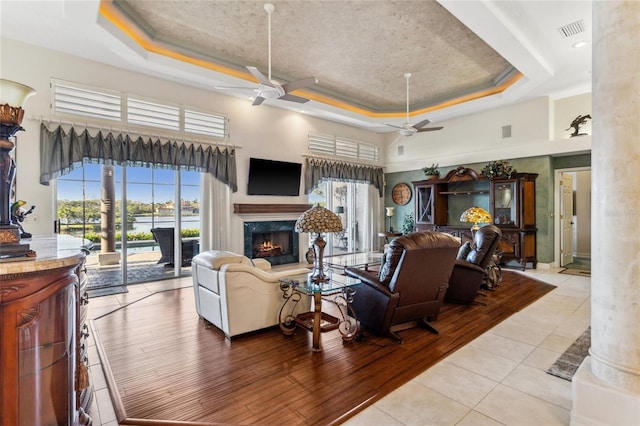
top-left (325, 251), bottom-right (383, 272)
top-left (278, 272), bottom-right (360, 352)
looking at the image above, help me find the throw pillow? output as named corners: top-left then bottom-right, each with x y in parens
top-left (378, 244), bottom-right (403, 286)
top-left (457, 241), bottom-right (472, 261)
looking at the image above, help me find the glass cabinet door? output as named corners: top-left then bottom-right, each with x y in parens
top-left (416, 185), bottom-right (434, 224)
top-left (493, 180), bottom-right (517, 226)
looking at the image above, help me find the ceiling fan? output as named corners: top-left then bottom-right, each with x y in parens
top-left (386, 73), bottom-right (443, 136)
top-left (215, 3), bottom-right (318, 106)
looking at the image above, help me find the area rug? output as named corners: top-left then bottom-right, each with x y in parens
top-left (547, 326), bottom-right (591, 381)
top-left (92, 271), bottom-right (555, 425)
top-left (560, 268), bottom-right (591, 277)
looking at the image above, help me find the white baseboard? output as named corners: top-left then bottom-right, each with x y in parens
top-left (574, 253), bottom-right (591, 259)
top-left (535, 262), bottom-right (554, 270)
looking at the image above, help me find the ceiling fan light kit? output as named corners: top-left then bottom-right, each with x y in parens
top-left (386, 72), bottom-right (443, 136)
top-left (215, 3), bottom-right (318, 106)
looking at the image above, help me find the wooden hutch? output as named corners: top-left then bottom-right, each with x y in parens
top-left (0, 235), bottom-right (93, 425)
top-left (412, 166), bottom-right (537, 270)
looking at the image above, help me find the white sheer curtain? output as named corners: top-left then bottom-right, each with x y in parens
top-left (363, 184), bottom-right (382, 252)
top-left (200, 172), bottom-right (231, 252)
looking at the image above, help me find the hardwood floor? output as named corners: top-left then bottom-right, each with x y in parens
top-left (92, 271), bottom-right (554, 425)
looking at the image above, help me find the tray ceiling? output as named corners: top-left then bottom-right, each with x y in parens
top-left (0, 0), bottom-right (593, 131)
top-left (115, 0), bottom-right (515, 112)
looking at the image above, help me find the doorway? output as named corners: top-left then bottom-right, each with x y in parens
top-left (554, 167), bottom-right (591, 270)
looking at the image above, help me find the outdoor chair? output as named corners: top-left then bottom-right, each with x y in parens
top-left (151, 227), bottom-right (199, 267)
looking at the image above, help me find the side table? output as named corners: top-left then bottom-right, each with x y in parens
top-left (279, 273), bottom-right (360, 352)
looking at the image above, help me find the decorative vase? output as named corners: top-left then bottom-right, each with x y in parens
top-left (305, 247), bottom-right (315, 264)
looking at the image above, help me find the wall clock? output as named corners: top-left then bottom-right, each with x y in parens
top-left (391, 183), bottom-right (412, 205)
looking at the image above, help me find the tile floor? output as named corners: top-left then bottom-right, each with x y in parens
top-left (85, 266), bottom-right (591, 426)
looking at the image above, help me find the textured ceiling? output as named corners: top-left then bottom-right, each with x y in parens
top-left (116, 0), bottom-right (514, 112)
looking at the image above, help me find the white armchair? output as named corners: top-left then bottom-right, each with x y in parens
top-left (192, 251), bottom-right (310, 339)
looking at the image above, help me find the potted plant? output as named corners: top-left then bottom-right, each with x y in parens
top-left (481, 160), bottom-right (516, 179)
top-left (401, 212), bottom-right (415, 235)
top-left (422, 163), bottom-right (440, 179)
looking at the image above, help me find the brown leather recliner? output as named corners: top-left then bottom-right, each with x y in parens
top-left (345, 231), bottom-right (460, 342)
top-left (445, 225), bottom-right (502, 304)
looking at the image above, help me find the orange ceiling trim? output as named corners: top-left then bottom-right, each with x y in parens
top-left (98, 0), bottom-right (522, 119)
top-left (295, 72), bottom-right (523, 119)
top-left (99, 0), bottom-right (257, 83)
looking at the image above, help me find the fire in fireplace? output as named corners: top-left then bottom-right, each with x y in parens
top-left (253, 232), bottom-right (287, 258)
top-left (244, 220), bottom-right (299, 265)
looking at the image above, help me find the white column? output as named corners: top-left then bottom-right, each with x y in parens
top-left (572, 2), bottom-right (640, 425)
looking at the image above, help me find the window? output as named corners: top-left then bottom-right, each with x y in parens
top-left (127, 97), bottom-right (180, 131)
top-left (309, 133), bottom-right (379, 162)
top-left (52, 81), bottom-right (121, 121)
top-left (51, 79), bottom-right (228, 139)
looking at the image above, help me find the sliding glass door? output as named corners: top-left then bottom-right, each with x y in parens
top-left (57, 163), bottom-right (200, 289)
top-left (317, 181), bottom-right (370, 256)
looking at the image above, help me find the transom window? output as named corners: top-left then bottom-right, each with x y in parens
top-left (309, 133), bottom-right (379, 162)
top-left (51, 79), bottom-right (227, 139)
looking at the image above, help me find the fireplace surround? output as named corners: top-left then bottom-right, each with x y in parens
top-left (244, 220), bottom-right (299, 265)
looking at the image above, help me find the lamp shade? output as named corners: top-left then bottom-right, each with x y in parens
top-left (460, 206), bottom-right (492, 224)
top-left (295, 205), bottom-right (343, 234)
top-left (0, 79), bottom-right (36, 127)
top-left (0, 79), bottom-right (36, 108)
top-left (385, 207), bottom-right (395, 217)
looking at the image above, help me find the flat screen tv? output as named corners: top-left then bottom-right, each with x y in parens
top-left (247, 157), bottom-right (302, 196)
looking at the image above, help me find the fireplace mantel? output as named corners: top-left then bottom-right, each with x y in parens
top-left (233, 204), bottom-right (312, 214)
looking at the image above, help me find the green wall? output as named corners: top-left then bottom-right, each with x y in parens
top-left (553, 153), bottom-right (591, 169)
top-left (384, 154), bottom-right (591, 265)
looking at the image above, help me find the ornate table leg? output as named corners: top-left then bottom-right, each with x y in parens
top-left (311, 292), bottom-right (323, 352)
top-left (334, 287), bottom-right (358, 342)
top-left (279, 281), bottom-right (300, 335)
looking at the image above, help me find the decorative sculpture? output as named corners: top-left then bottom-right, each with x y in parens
top-left (10, 200), bottom-right (35, 239)
top-left (567, 114), bottom-right (591, 137)
top-left (0, 79), bottom-right (36, 256)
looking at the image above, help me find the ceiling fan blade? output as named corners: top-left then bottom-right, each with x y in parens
top-left (278, 93), bottom-right (309, 103)
top-left (282, 76), bottom-right (318, 93)
top-left (246, 66), bottom-right (273, 87)
top-left (214, 85), bottom-right (256, 90)
top-left (416, 126), bottom-right (444, 132)
top-left (413, 118), bottom-right (432, 129)
top-left (252, 96), bottom-right (266, 106)
top-left (384, 123), bottom-right (405, 130)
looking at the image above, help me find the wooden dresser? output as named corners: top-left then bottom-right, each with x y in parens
top-left (0, 235), bottom-right (93, 426)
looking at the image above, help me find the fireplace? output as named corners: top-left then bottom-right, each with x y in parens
top-left (244, 220), bottom-right (299, 265)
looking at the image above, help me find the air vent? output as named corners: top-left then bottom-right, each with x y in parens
top-left (398, 145), bottom-right (404, 156)
top-left (502, 125), bottom-right (512, 139)
top-left (558, 20), bottom-right (585, 38)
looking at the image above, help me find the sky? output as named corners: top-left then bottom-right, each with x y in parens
top-left (58, 163), bottom-right (200, 204)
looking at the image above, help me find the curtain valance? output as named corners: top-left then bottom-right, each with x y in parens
top-left (304, 157), bottom-right (384, 197)
top-left (39, 124), bottom-right (237, 192)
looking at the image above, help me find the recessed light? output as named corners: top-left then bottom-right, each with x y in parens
top-left (572, 40), bottom-right (588, 48)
